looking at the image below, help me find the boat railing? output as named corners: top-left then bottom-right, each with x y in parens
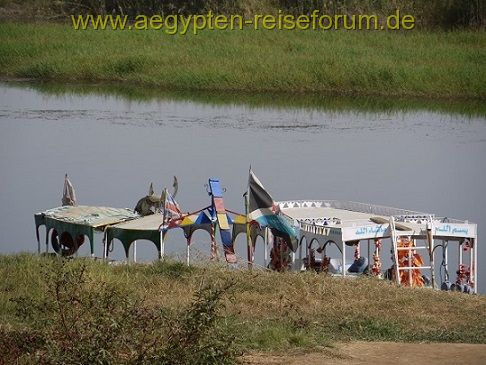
top-left (278, 199), bottom-right (427, 216)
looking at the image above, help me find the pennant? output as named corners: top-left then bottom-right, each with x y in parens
top-left (163, 188), bottom-right (181, 219)
top-left (248, 170), bottom-right (298, 251)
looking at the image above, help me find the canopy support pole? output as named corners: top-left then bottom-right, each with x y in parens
top-left (342, 241), bottom-right (346, 277)
top-left (444, 240), bottom-right (449, 281)
top-left (299, 236), bottom-right (303, 270)
top-left (133, 241), bottom-right (137, 263)
top-left (245, 193), bottom-right (253, 270)
top-left (470, 239), bottom-right (473, 289)
top-left (186, 237), bottom-right (191, 266)
top-left (263, 227), bottom-right (269, 268)
top-left (474, 238), bottom-right (478, 294)
top-left (159, 231), bottom-right (165, 260)
top-left (210, 222), bottom-right (219, 261)
top-left (427, 217), bottom-right (436, 289)
top-left (367, 239), bottom-right (370, 268)
top-left (390, 217), bottom-right (400, 285)
top-left (103, 238), bottom-right (108, 261)
top-left (45, 229), bottom-right (49, 254)
top-left (459, 240), bottom-right (463, 271)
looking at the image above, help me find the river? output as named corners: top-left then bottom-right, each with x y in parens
top-left (0, 81), bottom-right (485, 293)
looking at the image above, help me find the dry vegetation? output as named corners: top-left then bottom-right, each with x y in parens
top-left (0, 254), bottom-right (485, 364)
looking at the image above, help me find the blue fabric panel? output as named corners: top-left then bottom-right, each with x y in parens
top-left (194, 211), bottom-right (212, 225)
top-left (220, 229), bottom-right (232, 247)
top-left (226, 213), bottom-right (233, 225)
top-left (208, 179), bottom-right (223, 197)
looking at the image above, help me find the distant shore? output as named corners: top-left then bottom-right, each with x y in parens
top-left (0, 22), bottom-right (484, 99)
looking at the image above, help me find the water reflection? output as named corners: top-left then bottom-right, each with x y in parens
top-left (15, 80), bottom-right (486, 118)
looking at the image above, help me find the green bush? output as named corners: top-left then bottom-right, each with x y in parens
top-left (1, 259), bottom-right (237, 365)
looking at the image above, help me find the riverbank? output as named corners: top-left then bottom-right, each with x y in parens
top-left (0, 22), bottom-right (484, 99)
top-left (1, 255), bottom-right (485, 363)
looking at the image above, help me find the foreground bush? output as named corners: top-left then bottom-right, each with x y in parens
top-left (0, 259), bottom-right (238, 365)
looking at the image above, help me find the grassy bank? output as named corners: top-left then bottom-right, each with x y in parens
top-left (1, 254), bottom-right (485, 363)
top-left (0, 22), bottom-right (485, 99)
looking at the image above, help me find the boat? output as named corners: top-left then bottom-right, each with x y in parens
top-left (34, 174), bottom-right (478, 294)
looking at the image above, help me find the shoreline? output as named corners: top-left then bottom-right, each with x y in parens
top-left (2, 77), bottom-right (485, 119)
top-left (1, 76), bottom-right (485, 102)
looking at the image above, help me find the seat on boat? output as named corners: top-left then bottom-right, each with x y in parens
top-left (329, 258), bottom-right (352, 274)
top-left (329, 257), bottom-right (368, 274)
top-left (348, 257), bottom-right (368, 273)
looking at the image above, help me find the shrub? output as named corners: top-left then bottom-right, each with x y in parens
top-left (3, 259), bottom-right (237, 365)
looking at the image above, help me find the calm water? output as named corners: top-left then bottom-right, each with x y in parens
top-left (0, 81), bottom-right (485, 292)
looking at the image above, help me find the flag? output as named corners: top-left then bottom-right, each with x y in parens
top-left (247, 170), bottom-right (298, 251)
top-left (62, 174), bottom-right (77, 206)
top-left (162, 188), bottom-right (181, 219)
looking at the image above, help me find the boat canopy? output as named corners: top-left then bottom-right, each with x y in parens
top-left (35, 206), bottom-right (139, 255)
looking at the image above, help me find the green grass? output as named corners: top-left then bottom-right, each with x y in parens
top-left (0, 22), bottom-right (485, 99)
top-left (0, 254), bottom-right (485, 363)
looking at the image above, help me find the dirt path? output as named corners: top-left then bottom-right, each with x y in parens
top-left (240, 342), bottom-right (486, 365)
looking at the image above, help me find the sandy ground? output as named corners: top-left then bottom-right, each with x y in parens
top-left (240, 342), bottom-right (486, 365)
